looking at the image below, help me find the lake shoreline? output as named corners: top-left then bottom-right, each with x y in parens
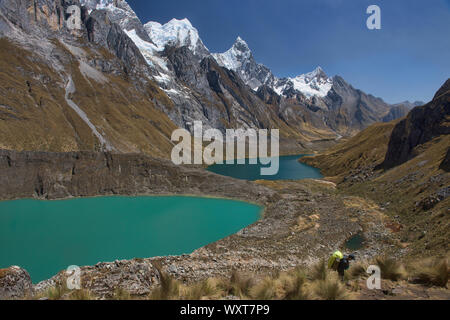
top-left (0, 150), bottom-right (392, 298)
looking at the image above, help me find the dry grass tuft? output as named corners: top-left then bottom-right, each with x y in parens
top-left (348, 262), bottom-right (369, 280)
top-left (281, 268), bottom-right (310, 300)
top-left (310, 260), bottom-right (329, 281)
top-left (112, 287), bottom-right (132, 300)
top-left (409, 258), bottom-right (449, 287)
top-left (150, 263), bottom-right (181, 300)
top-left (375, 256), bottom-right (406, 281)
top-left (312, 275), bottom-right (349, 300)
top-left (228, 270), bottom-right (255, 298)
top-left (183, 278), bottom-right (223, 300)
top-left (250, 277), bottom-right (276, 300)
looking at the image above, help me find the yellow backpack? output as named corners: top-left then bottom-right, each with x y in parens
top-left (328, 251), bottom-right (344, 270)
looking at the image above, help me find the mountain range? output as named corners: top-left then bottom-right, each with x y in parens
top-left (0, 0), bottom-right (415, 156)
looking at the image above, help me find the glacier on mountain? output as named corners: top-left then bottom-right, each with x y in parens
top-left (274, 67), bottom-right (333, 98)
top-left (144, 18), bottom-right (209, 57)
top-left (213, 38), bottom-right (332, 98)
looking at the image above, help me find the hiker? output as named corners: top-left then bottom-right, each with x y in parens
top-left (328, 251), bottom-right (356, 281)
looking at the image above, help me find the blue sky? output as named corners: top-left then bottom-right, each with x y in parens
top-left (127, 0), bottom-right (450, 103)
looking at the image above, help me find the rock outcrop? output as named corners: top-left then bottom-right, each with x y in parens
top-left (382, 104), bottom-right (410, 122)
top-left (440, 148), bottom-right (450, 172)
top-left (381, 79), bottom-right (450, 169)
top-left (0, 266), bottom-right (33, 299)
top-left (0, 149), bottom-right (275, 202)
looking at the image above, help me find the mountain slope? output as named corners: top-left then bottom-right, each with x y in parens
top-left (213, 37), bottom-right (276, 91)
top-left (213, 37), bottom-right (398, 135)
top-left (381, 79), bottom-right (450, 169)
top-left (302, 79), bottom-right (450, 257)
top-left (0, 0), bottom-right (420, 157)
top-left (0, 0), bottom-right (177, 156)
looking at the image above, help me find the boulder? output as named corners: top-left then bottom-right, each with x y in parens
top-left (0, 266), bottom-right (33, 299)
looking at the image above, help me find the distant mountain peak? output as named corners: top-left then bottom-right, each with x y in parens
top-left (212, 36), bottom-right (253, 71)
top-left (234, 36), bottom-right (250, 49)
top-left (143, 18), bottom-right (209, 56)
top-left (308, 66), bottom-right (327, 79)
top-left (170, 17), bottom-right (193, 27)
top-left (274, 67), bottom-right (332, 98)
top-left (80, 0), bottom-right (152, 42)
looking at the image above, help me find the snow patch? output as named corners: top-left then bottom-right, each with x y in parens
top-left (143, 18), bottom-right (207, 54)
top-left (274, 67), bottom-right (333, 98)
top-left (124, 29), bottom-right (169, 72)
top-left (212, 36), bottom-right (252, 71)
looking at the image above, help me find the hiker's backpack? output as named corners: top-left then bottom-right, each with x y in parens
top-left (328, 251), bottom-right (344, 270)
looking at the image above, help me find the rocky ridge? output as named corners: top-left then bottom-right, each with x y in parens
top-left (381, 79), bottom-right (450, 169)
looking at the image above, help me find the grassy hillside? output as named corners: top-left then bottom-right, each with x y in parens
top-left (301, 122), bottom-right (397, 183)
top-left (0, 38), bottom-right (177, 158)
top-left (302, 114), bottom-right (449, 258)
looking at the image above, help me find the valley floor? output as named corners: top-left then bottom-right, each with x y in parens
top-left (30, 179), bottom-right (426, 299)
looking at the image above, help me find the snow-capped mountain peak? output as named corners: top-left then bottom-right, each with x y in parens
top-left (213, 36), bottom-right (253, 71)
top-left (234, 36), bottom-right (250, 51)
top-left (274, 67), bottom-right (333, 98)
top-left (143, 18), bottom-right (209, 56)
top-left (305, 66), bottom-right (327, 80)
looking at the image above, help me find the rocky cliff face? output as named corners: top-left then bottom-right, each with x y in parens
top-left (440, 148), bottom-right (450, 172)
top-left (382, 104), bottom-right (410, 122)
top-left (81, 0), bottom-right (152, 42)
top-left (381, 79), bottom-right (450, 169)
top-left (0, 149), bottom-right (274, 201)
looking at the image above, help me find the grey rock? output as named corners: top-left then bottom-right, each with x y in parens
top-left (0, 266), bottom-right (33, 299)
top-left (381, 79), bottom-right (450, 169)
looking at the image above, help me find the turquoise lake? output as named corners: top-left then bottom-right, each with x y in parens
top-left (207, 154), bottom-right (323, 181)
top-left (0, 196), bottom-right (261, 283)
